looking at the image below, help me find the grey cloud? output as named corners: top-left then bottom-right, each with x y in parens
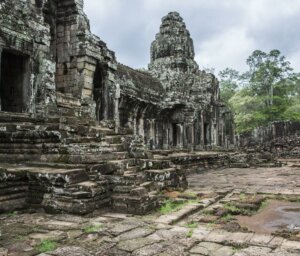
top-left (84, 0), bottom-right (300, 73)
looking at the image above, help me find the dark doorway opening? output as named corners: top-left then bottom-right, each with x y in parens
top-left (172, 123), bottom-right (178, 147)
top-left (0, 50), bottom-right (30, 113)
top-left (93, 61), bottom-right (106, 121)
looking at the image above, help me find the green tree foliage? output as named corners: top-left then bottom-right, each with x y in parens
top-left (219, 68), bottom-right (239, 106)
top-left (219, 50), bottom-right (300, 133)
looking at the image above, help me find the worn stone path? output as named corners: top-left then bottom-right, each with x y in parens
top-left (1, 165), bottom-right (300, 256)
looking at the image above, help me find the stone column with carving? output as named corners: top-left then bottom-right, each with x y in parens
top-left (114, 84), bottom-right (121, 133)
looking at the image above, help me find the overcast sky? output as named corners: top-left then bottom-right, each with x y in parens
top-left (84, 0), bottom-right (300, 74)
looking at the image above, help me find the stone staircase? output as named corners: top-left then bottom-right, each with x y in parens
top-left (0, 112), bottom-right (184, 215)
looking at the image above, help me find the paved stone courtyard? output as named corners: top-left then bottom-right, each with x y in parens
top-left (1, 163), bottom-right (300, 256)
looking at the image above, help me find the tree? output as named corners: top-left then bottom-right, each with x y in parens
top-left (229, 88), bottom-right (267, 132)
top-left (246, 50), bottom-right (293, 106)
top-left (218, 68), bottom-right (240, 106)
top-left (219, 50), bottom-right (300, 133)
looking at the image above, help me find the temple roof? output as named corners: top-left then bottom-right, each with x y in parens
top-left (116, 64), bottom-right (165, 103)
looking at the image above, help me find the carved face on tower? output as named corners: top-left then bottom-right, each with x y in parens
top-left (149, 12), bottom-right (199, 74)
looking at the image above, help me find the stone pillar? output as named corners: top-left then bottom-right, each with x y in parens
top-left (139, 116), bottom-right (144, 138)
top-left (201, 111), bottom-right (205, 146)
top-left (114, 84), bottom-right (121, 133)
top-left (179, 124), bottom-right (184, 149)
top-left (0, 47), bottom-right (2, 112)
top-left (133, 107), bottom-right (139, 135)
top-left (149, 119), bottom-right (155, 150)
top-left (191, 124), bottom-right (195, 151)
top-left (215, 122), bottom-right (219, 146)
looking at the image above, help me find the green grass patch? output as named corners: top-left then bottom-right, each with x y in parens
top-left (160, 200), bottom-right (185, 214)
top-left (223, 203), bottom-right (254, 216)
top-left (186, 222), bottom-right (198, 229)
top-left (37, 240), bottom-right (57, 253)
top-left (224, 203), bottom-right (240, 213)
top-left (84, 224), bottom-right (102, 233)
top-left (186, 229), bottom-right (194, 238)
top-left (202, 209), bottom-right (214, 216)
top-left (219, 213), bottom-right (233, 222)
top-left (258, 200), bottom-right (269, 212)
top-left (7, 211), bottom-right (17, 217)
top-left (239, 193), bottom-right (246, 201)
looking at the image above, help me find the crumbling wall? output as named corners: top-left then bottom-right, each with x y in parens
top-left (237, 121), bottom-right (300, 157)
top-left (0, 0), bottom-right (56, 115)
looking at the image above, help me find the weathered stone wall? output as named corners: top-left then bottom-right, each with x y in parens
top-left (147, 12), bottom-right (234, 150)
top-left (0, 0), bottom-right (56, 114)
top-left (0, 2), bottom-right (234, 151)
top-left (237, 121), bottom-right (300, 157)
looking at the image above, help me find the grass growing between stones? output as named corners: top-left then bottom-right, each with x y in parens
top-left (186, 222), bottom-right (198, 229)
top-left (186, 229), bottom-right (194, 238)
top-left (84, 224), bottom-right (102, 233)
top-left (159, 199), bottom-right (198, 214)
top-left (37, 240), bottom-right (57, 253)
top-left (160, 200), bottom-right (185, 214)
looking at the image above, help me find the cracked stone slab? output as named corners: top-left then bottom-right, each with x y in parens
top-left (249, 234), bottom-right (274, 246)
top-left (117, 237), bottom-right (156, 252)
top-left (192, 226), bottom-right (212, 240)
top-left (132, 243), bottom-right (165, 256)
top-left (109, 219), bottom-right (143, 236)
top-left (114, 227), bottom-right (154, 241)
top-left (233, 246), bottom-right (272, 256)
top-left (155, 203), bottom-right (204, 224)
top-left (281, 239), bottom-right (300, 253)
top-left (190, 242), bottom-right (223, 255)
top-left (38, 246), bottom-right (92, 256)
top-left (213, 246), bottom-right (235, 256)
top-left (29, 230), bottom-right (67, 241)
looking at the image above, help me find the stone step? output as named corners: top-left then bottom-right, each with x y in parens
top-left (137, 159), bottom-right (172, 170)
top-left (113, 185), bottom-right (135, 193)
top-left (65, 137), bottom-right (103, 143)
top-left (104, 134), bottom-right (133, 144)
top-left (89, 126), bottom-right (116, 135)
top-left (145, 168), bottom-right (177, 180)
top-left (0, 131), bottom-right (62, 142)
top-left (155, 202), bottom-right (204, 225)
top-left (108, 159), bottom-right (137, 168)
top-left (111, 193), bottom-right (158, 215)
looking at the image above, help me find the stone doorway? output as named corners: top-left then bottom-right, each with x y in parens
top-left (0, 50), bottom-right (30, 113)
top-left (204, 123), bottom-right (210, 145)
top-left (172, 123), bottom-right (182, 147)
top-left (93, 62), bottom-right (106, 121)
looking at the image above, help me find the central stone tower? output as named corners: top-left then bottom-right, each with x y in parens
top-left (148, 12), bottom-right (203, 104)
top-left (149, 12), bottom-right (200, 91)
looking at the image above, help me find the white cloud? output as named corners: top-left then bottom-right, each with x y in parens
top-left (84, 0), bottom-right (300, 72)
top-left (196, 27), bottom-right (255, 72)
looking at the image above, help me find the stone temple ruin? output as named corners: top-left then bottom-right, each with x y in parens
top-left (1, 0), bottom-right (236, 215)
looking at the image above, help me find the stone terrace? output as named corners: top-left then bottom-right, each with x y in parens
top-left (1, 164), bottom-right (300, 256)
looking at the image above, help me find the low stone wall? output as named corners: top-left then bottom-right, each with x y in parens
top-left (237, 121), bottom-right (300, 157)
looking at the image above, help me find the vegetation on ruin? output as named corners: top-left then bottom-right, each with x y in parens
top-left (186, 222), bottom-right (198, 229)
top-left (83, 224), bottom-right (102, 233)
top-left (159, 199), bottom-right (198, 214)
top-left (186, 229), bottom-right (194, 238)
top-left (219, 49), bottom-right (300, 133)
top-left (37, 240), bottom-right (57, 253)
top-left (160, 200), bottom-right (186, 214)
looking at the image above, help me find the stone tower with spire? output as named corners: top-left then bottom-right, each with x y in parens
top-left (149, 12), bottom-right (217, 108)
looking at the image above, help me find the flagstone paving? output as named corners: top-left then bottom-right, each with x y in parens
top-left (1, 165), bottom-right (300, 255)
